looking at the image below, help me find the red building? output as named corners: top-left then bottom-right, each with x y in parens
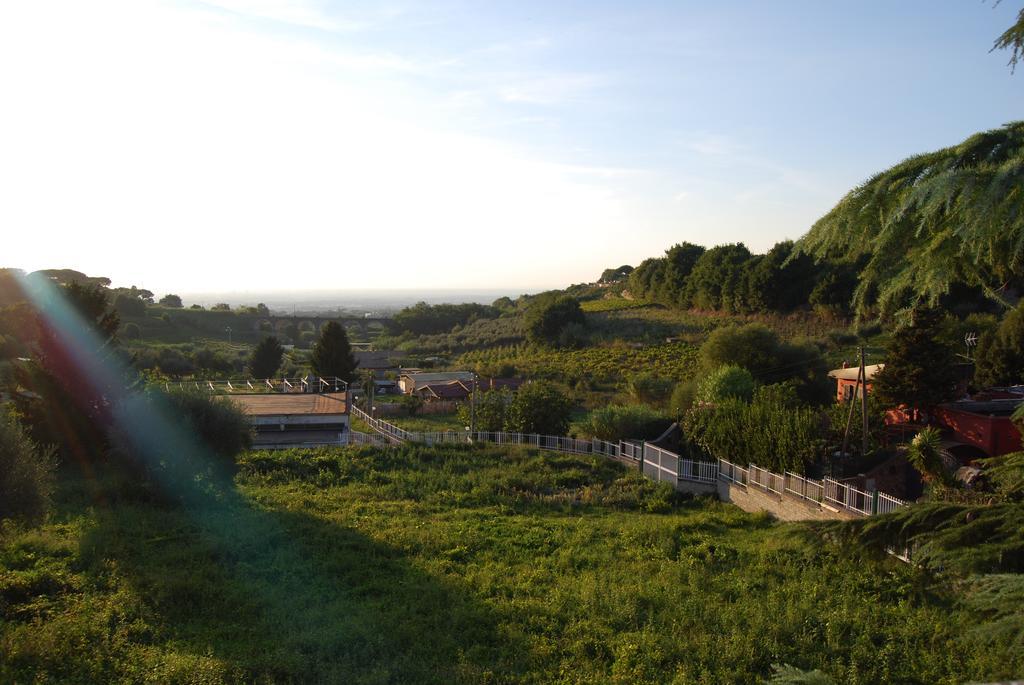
top-left (829, 365), bottom-right (1022, 459)
top-left (828, 364), bottom-right (884, 402)
top-left (932, 400), bottom-right (1022, 458)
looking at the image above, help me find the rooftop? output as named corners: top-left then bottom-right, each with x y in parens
top-left (228, 392), bottom-right (348, 416)
top-left (828, 364), bottom-right (885, 382)
top-left (401, 371), bottom-right (476, 382)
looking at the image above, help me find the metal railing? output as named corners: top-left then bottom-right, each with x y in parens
top-left (877, 491), bottom-right (907, 515)
top-left (167, 376), bottom-right (348, 394)
top-left (619, 441), bottom-right (643, 462)
top-left (823, 477), bottom-right (873, 516)
top-left (749, 464), bottom-right (784, 495)
top-left (349, 403), bottom-right (911, 520)
top-left (642, 443), bottom-right (680, 483)
top-left (784, 471), bottom-right (825, 504)
top-left (718, 459), bottom-right (748, 486)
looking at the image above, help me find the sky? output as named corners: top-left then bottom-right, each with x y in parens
top-left (1, 0), bottom-right (1021, 297)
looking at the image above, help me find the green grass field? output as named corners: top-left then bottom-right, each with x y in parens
top-left (2, 445), bottom-right (1017, 683)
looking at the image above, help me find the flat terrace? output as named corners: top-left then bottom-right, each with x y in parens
top-left (228, 392), bottom-right (348, 417)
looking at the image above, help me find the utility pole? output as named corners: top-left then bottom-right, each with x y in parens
top-left (859, 346), bottom-right (869, 459)
top-left (470, 373), bottom-right (477, 436)
top-left (841, 346), bottom-right (865, 461)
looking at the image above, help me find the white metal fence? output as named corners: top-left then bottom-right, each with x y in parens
top-left (169, 376), bottom-right (348, 394)
top-left (784, 471), bottom-right (824, 504)
top-left (349, 404), bottom-right (909, 519)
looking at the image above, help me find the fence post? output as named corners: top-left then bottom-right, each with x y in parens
top-left (871, 490), bottom-right (879, 515)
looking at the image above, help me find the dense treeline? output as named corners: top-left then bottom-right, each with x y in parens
top-left (390, 301), bottom-right (501, 335)
top-left (627, 240), bottom-right (859, 316)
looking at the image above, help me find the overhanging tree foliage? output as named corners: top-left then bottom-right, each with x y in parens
top-left (794, 122), bottom-right (1024, 318)
top-left (993, 4), bottom-right (1024, 71)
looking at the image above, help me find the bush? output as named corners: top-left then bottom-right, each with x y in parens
top-left (669, 380), bottom-right (698, 419)
top-left (581, 404), bottom-right (672, 442)
top-left (683, 384), bottom-right (823, 473)
top-left (397, 394), bottom-right (423, 417)
top-left (192, 347), bottom-right (234, 375)
top-left (696, 365), bottom-right (755, 404)
top-left (108, 387), bottom-right (252, 495)
top-left (626, 372), bottom-right (675, 405)
top-left (122, 322), bottom-right (141, 340)
top-left (0, 409), bottom-right (56, 523)
top-left (505, 381), bottom-right (573, 435)
top-left (156, 347), bottom-right (195, 377)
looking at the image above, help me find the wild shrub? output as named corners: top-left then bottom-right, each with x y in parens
top-left (696, 365), bottom-right (755, 404)
top-left (108, 387), bottom-right (252, 497)
top-left (505, 381), bottom-right (573, 435)
top-left (684, 384), bottom-right (822, 472)
top-left (0, 409), bottom-right (56, 523)
top-left (625, 372), bottom-right (674, 405)
top-left (581, 404), bottom-right (672, 442)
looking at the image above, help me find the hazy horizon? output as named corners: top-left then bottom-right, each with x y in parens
top-left (176, 287), bottom-right (537, 311)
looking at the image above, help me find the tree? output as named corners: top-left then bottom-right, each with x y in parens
top-left (159, 294), bottom-right (183, 308)
top-left (682, 243), bottom-right (752, 311)
top-left (974, 300), bottom-right (1024, 387)
top-left (12, 277), bottom-right (123, 459)
top-left (212, 303), bottom-right (231, 311)
top-left (627, 257), bottom-right (667, 301)
top-left (309, 322), bottom-right (358, 381)
top-left (599, 265), bottom-right (633, 283)
top-left (457, 388), bottom-right (512, 432)
top-left (392, 302), bottom-right (499, 335)
top-left (662, 242), bottom-right (706, 306)
top-left (794, 122), bottom-right (1024, 318)
top-left (525, 294), bottom-right (586, 347)
top-left (504, 381), bottom-right (573, 435)
top-left (742, 241), bottom-right (817, 313)
top-left (113, 293), bottom-right (146, 316)
top-left (698, 323), bottom-right (831, 404)
top-left (249, 336), bottom-right (284, 379)
top-left (873, 306), bottom-right (959, 411)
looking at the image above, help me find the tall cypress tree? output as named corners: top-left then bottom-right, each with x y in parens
top-left (873, 306), bottom-right (959, 411)
top-left (310, 322), bottom-right (358, 382)
top-left (249, 336), bottom-right (284, 379)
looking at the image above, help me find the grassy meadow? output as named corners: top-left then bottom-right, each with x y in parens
top-left (2, 445), bottom-right (1018, 684)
